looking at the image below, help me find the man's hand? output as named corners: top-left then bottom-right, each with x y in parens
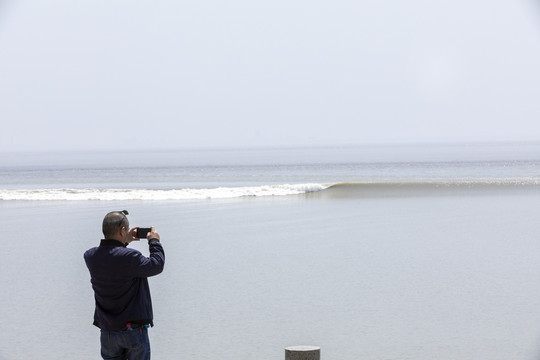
top-left (147, 226), bottom-right (160, 241)
top-left (127, 227), bottom-right (140, 244)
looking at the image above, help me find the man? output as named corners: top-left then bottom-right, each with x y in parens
top-left (84, 210), bottom-right (165, 360)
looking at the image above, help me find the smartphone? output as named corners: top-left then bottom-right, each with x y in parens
top-left (136, 228), bottom-right (152, 239)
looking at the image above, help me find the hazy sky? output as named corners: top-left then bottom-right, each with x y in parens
top-left (1, 0), bottom-right (540, 152)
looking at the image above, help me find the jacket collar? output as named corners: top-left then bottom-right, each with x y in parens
top-left (100, 239), bottom-right (128, 248)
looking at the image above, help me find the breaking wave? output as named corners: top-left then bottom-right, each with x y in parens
top-left (2, 179), bottom-right (540, 201)
top-left (0, 183), bottom-right (329, 201)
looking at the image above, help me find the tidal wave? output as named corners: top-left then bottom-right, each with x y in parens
top-left (0, 183), bottom-right (329, 201)
top-left (308, 180), bottom-right (540, 199)
top-left (3, 179), bottom-right (540, 201)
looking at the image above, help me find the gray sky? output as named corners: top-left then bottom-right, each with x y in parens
top-left (1, 0), bottom-right (540, 152)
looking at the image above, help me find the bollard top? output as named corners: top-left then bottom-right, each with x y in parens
top-left (285, 346), bottom-right (320, 352)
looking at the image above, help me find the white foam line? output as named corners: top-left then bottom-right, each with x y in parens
top-left (0, 184), bottom-right (329, 201)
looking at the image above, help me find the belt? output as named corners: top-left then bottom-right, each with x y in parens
top-left (125, 322), bottom-right (150, 330)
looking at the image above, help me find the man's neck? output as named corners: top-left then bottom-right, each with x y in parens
top-left (108, 233), bottom-right (126, 244)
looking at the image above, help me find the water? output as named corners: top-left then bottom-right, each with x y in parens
top-left (2, 143), bottom-right (540, 360)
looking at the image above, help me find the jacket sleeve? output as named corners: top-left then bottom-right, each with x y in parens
top-left (130, 240), bottom-right (165, 277)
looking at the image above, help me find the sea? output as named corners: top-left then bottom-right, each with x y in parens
top-left (2, 142), bottom-right (540, 360)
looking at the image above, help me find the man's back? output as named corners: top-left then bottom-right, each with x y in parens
top-left (84, 239), bottom-right (165, 331)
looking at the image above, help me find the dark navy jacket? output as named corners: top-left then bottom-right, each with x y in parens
top-left (84, 239), bottom-right (165, 331)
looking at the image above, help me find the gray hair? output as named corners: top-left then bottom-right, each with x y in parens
top-left (102, 210), bottom-right (129, 238)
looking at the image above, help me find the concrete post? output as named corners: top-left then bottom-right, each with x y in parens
top-left (285, 346), bottom-right (320, 360)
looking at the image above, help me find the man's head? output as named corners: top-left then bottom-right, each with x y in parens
top-left (102, 210), bottom-right (130, 242)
